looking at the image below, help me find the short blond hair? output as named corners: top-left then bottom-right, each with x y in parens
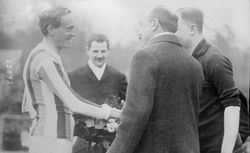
top-left (177, 7), bottom-right (204, 33)
top-left (39, 7), bottom-right (71, 36)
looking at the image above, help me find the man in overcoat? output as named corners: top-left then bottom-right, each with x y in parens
top-left (107, 5), bottom-right (204, 153)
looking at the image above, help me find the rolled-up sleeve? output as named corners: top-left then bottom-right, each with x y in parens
top-left (208, 54), bottom-right (240, 108)
top-left (108, 50), bottom-right (157, 153)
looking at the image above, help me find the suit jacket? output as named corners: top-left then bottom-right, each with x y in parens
top-left (68, 64), bottom-right (127, 137)
top-left (108, 34), bottom-right (204, 153)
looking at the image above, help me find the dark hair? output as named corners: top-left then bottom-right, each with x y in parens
top-left (177, 7), bottom-right (204, 33)
top-left (87, 34), bottom-right (110, 50)
top-left (148, 5), bottom-right (178, 33)
top-left (39, 7), bottom-right (71, 36)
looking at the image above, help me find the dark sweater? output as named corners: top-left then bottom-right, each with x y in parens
top-left (238, 90), bottom-right (249, 143)
top-left (192, 39), bottom-right (241, 152)
top-left (108, 34), bottom-right (204, 153)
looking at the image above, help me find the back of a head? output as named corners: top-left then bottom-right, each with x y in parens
top-left (39, 7), bottom-right (71, 36)
top-left (87, 34), bottom-right (110, 50)
top-left (177, 7), bottom-right (204, 33)
top-left (149, 5), bottom-right (178, 33)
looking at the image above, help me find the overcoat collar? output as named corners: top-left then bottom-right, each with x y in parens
top-left (192, 39), bottom-right (211, 59)
top-left (147, 33), bottom-right (182, 47)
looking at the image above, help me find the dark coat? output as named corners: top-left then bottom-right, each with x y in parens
top-left (108, 34), bottom-right (203, 153)
top-left (68, 64), bottom-right (127, 153)
top-left (68, 64), bottom-right (127, 106)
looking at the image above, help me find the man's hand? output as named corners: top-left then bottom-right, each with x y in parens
top-left (243, 137), bottom-right (250, 153)
top-left (101, 104), bottom-right (121, 120)
top-left (110, 108), bottom-right (122, 120)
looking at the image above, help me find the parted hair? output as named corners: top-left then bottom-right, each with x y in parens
top-left (39, 7), bottom-right (71, 36)
top-left (177, 7), bottom-right (204, 33)
top-left (149, 5), bottom-right (178, 33)
top-left (87, 34), bottom-right (110, 50)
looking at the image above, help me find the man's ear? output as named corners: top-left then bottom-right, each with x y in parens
top-left (190, 24), bottom-right (196, 36)
top-left (47, 24), bottom-right (55, 36)
top-left (106, 49), bottom-right (110, 56)
top-left (152, 18), bottom-right (159, 31)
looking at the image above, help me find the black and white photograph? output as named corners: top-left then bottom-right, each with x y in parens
top-left (0, 0), bottom-right (249, 153)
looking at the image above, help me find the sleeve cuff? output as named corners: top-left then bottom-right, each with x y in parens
top-left (222, 98), bottom-right (241, 108)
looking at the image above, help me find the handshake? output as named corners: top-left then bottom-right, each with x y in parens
top-left (101, 103), bottom-right (122, 120)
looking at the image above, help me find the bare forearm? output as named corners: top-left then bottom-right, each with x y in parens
top-left (38, 59), bottom-right (115, 120)
top-left (221, 106), bottom-right (240, 153)
top-left (110, 108), bottom-right (122, 119)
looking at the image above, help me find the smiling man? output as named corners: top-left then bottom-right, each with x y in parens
top-left (68, 34), bottom-right (127, 153)
top-left (22, 8), bottom-right (121, 153)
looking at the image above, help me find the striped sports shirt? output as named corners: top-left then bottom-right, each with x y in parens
top-left (22, 40), bottom-right (108, 140)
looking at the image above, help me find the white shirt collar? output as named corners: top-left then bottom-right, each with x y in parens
top-left (88, 60), bottom-right (107, 80)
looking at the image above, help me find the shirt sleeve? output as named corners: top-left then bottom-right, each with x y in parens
top-left (108, 50), bottom-right (157, 153)
top-left (36, 57), bottom-right (108, 119)
top-left (207, 53), bottom-right (240, 108)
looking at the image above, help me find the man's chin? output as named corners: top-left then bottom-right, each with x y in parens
top-left (94, 62), bottom-right (104, 68)
top-left (62, 41), bottom-right (72, 49)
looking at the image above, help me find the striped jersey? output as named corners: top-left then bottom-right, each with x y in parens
top-left (22, 40), bottom-right (104, 140)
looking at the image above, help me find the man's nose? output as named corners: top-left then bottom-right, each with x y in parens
top-left (97, 52), bottom-right (103, 58)
top-left (70, 33), bottom-right (76, 38)
top-left (138, 33), bottom-right (142, 40)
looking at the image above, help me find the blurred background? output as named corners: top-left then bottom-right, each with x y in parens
top-left (0, 0), bottom-right (249, 152)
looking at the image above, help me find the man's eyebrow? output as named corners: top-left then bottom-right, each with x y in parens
top-left (66, 25), bottom-right (74, 29)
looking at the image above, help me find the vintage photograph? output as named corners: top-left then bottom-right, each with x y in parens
top-left (0, 0), bottom-right (249, 153)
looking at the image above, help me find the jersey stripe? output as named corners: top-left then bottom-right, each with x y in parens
top-left (26, 50), bottom-right (44, 109)
top-left (26, 50), bottom-right (45, 136)
top-left (53, 62), bottom-right (102, 108)
top-left (54, 94), bottom-right (67, 138)
top-left (38, 64), bottom-right (72, 139)
top-left (52, 62), bottom-right (72, 139)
